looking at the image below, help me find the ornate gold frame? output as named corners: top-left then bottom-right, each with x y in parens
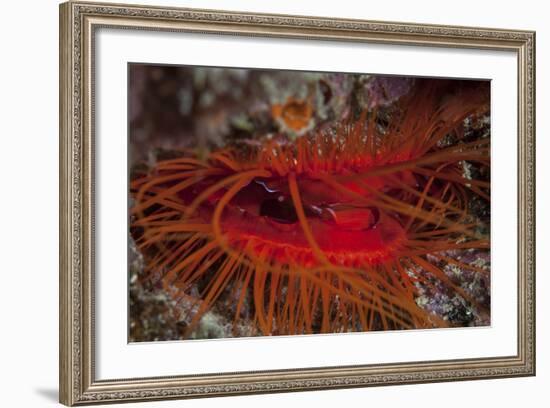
top-left (59, 1), bottom-right (536, 405)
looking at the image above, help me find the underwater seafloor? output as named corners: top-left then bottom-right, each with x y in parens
top-left (128, 65), bottom-right (491, 342)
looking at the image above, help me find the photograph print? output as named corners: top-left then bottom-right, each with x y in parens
top-left (128, 64), bottom-right (491, 342)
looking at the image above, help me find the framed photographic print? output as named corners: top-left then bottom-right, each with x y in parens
top-left (59, 1), bottom-right (536, 405)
